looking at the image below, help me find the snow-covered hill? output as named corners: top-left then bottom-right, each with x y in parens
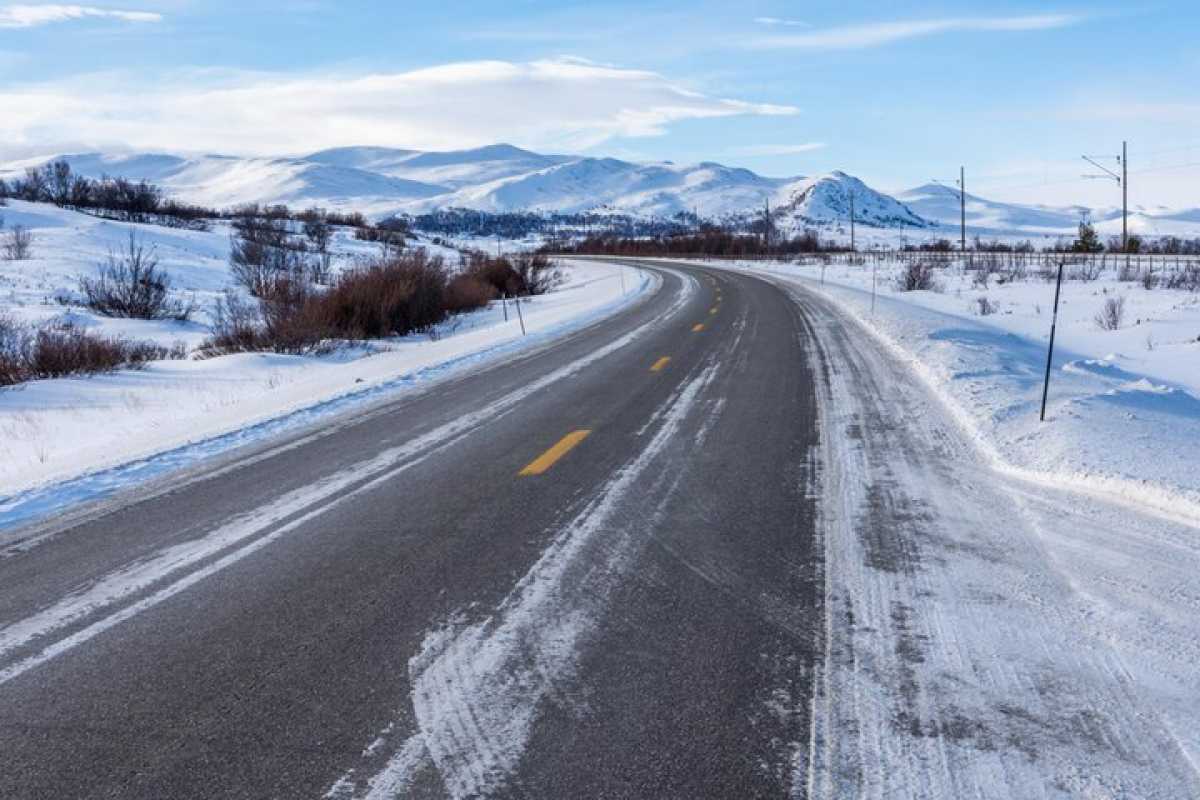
top-left (6, 146), bottom-right (1198, 239)
top-left (1, 146), bottom-right (919, 228)
top-left (899, 182), bottom-right (1200, 242)
top-left (780, 171), bottom-right (929, 230)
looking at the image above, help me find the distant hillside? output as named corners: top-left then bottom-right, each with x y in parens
top-left (6, 145), bottom-right (1197, 239)
top-left (1, 145), bottom-right (926, 229)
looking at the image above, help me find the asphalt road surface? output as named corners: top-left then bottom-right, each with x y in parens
top-left (0, 261), bottom-right (825, 799)
top-left (4, 259), bottom-right (1198, 799)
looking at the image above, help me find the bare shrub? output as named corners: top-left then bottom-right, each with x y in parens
top-left (1067, 260), bottom-right (1102, 281)
top-left (1094, 296), bottom-right (1126, 331)
top-left (201, 291), bottom-right (270, 356)
top-left (0, 313), bottom-right (30, 386)
top-left (895, 261), bottom-right (939, 292)
top-left (999, 261), bottom-right (1027, 284)
top-left (973, 296), bottom-right (997, 316)
top-left (80, 233), bottom-right (193, 320)
top-left (229, 213), bottom-right (305, 296)
top-left (970, 269), bottom-right (990, 290)
top-left (443, 274), bottom-right (496, 314)
top-left (1164, 264), bottom-right (1200, 292)
top-left (1, 317), bottom-right (181, 386)
top-left (202, 251), bottom-right (458, 356)
top-left (462, 251), bottom-right (562, 297)
top-left (511, 253), bottom-right (562, 296)
top-left (1141, 266), bottom-right (1159, 290)
top-left (2, 224), bottom-right (32, 261)
top-left (317, 252), bottom-right (449, 339)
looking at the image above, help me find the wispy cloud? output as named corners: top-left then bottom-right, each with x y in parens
top-left (745, 14), bottom-right (1082, 49)
top-left (735, 142), bottom-right (826, 156)
top-left (0, 4), bottom-right (162, 28)
top-left (753, 17), bottom-right (808, 28)
top-left (0, 58), bottom-right (797, 157)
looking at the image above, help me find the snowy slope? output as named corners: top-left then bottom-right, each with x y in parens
top-left (9, 146), bottom-right (1198, 238)
top-left (0, 152), bottom-right (447, 215)
top-left (900, 182), bottom-right (1200, 241)
top-left (0, 147), bottom-right (903, 225)
top-left (780, 171), bottom-right (928, 230)
top-left (899, 182), bottom-right (1090, 236)
top-left (417, 157), bottom-right (797, 217)
top-left (0, 199), bottom-right (654, 508)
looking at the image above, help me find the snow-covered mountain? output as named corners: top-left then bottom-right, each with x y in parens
top-left (898, 183), bottom-right (1092, 236)
top-left (7, 145), bottom-right (1196, 238)
top-left (781, 172), bottom-right (929, 231)
top-left (0, 145), bottom-right (926, 228)
top-left (898, 182), bottom-right (1200, 241)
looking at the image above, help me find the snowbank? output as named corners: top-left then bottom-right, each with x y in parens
top-left (0, 201), bottom-right (652, 526)
top-left (712, 258), bottom-right (1200, 522)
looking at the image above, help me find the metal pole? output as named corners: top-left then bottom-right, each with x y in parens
top-left (850, 191), bottom-right (856, 253)
top-left (1122, 140), bottom-right (1129, 271)
top-left (501, 292), bottom-right (508, 321)
top-left (1040, 261), bottom-right (1066, 422)
top-left (960, 166), bottom-right (967, 255)
top-left (514, 296), bottom-right (526, 336)
top-left (871, 258), bottom-right (877, 314)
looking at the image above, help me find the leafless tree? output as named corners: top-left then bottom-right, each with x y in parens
top-left (2, 225), bottom-right (32, 261)
top-left (1094, 296), bottom-right (1126, 331)
top-left (80, 232), bottom-right (192, 320)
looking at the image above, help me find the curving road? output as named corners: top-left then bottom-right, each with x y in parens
top-left (0, 261), bottom-right (825, 799)
top-left (3, 259), bottom-right (1198, 799)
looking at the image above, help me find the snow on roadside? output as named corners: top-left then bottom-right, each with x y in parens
top-left (710, 257), bottom-right (1200, 522)
top-left (0, 203), bottom-right (651, 526)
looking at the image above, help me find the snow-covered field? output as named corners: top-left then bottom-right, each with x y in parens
top-left (0, 201), bottom-right (650, 525)
top-left (712, 256), bottom-right (1200, 522)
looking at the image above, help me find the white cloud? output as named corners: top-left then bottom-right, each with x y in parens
top-left (746, 14), bottom-right (1081, 49)
top-left (753, 17), bottom-right (808, 28)
top-left (0, 4), bottom-right (162, 28)
top-left (735, 142), bottom-right (826, 156)
top-left (0, 58), bottom-right (797, 157)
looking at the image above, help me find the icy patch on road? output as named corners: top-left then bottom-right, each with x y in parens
top-left (335, 361), bottom-right (725, 799)
top-left (0, 290), bottom-right (691, 683)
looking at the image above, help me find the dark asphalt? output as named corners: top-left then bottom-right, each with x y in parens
top-left (0, 260), bottom-right (825, 799)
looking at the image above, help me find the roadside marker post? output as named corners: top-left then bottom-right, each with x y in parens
top-left (515, 296), bottom-right (527, 336)
top-left (1040, 261), bottom-right (1066, 422)
top-left (871, 260), bottom-right (878, 315)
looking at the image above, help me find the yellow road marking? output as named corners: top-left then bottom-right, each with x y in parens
top-left (692, 323), bottom-right (705, 332)
top-left (650, 356), bottom-right (671, 372)
top-left (709, 307), bottom-right (718, 315)
top-left (519, 430), bottom-right (591, 476)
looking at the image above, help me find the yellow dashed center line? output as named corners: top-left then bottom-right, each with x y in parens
top-left (650, 356), bottom-right (671, 372)
top-left (692, 323), bottom-right (705, 333)
top-left (519, 430), bottom-right (591, 476)
top-left (709, 307), bottom-right (718, 315)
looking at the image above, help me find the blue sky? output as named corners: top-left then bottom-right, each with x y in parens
top-left (1, 1), bottom-right (1198, 208)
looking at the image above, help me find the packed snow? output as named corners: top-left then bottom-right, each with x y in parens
top-left (0, 200), bottom-right (651, 526)
top-left (709, 256), bottom-right (1200, 521)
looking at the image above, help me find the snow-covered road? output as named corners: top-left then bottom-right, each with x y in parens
top-left (775, 278), bottom-right (1200, 797)
top-left (1, 259), bottom-right (1197, 799)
